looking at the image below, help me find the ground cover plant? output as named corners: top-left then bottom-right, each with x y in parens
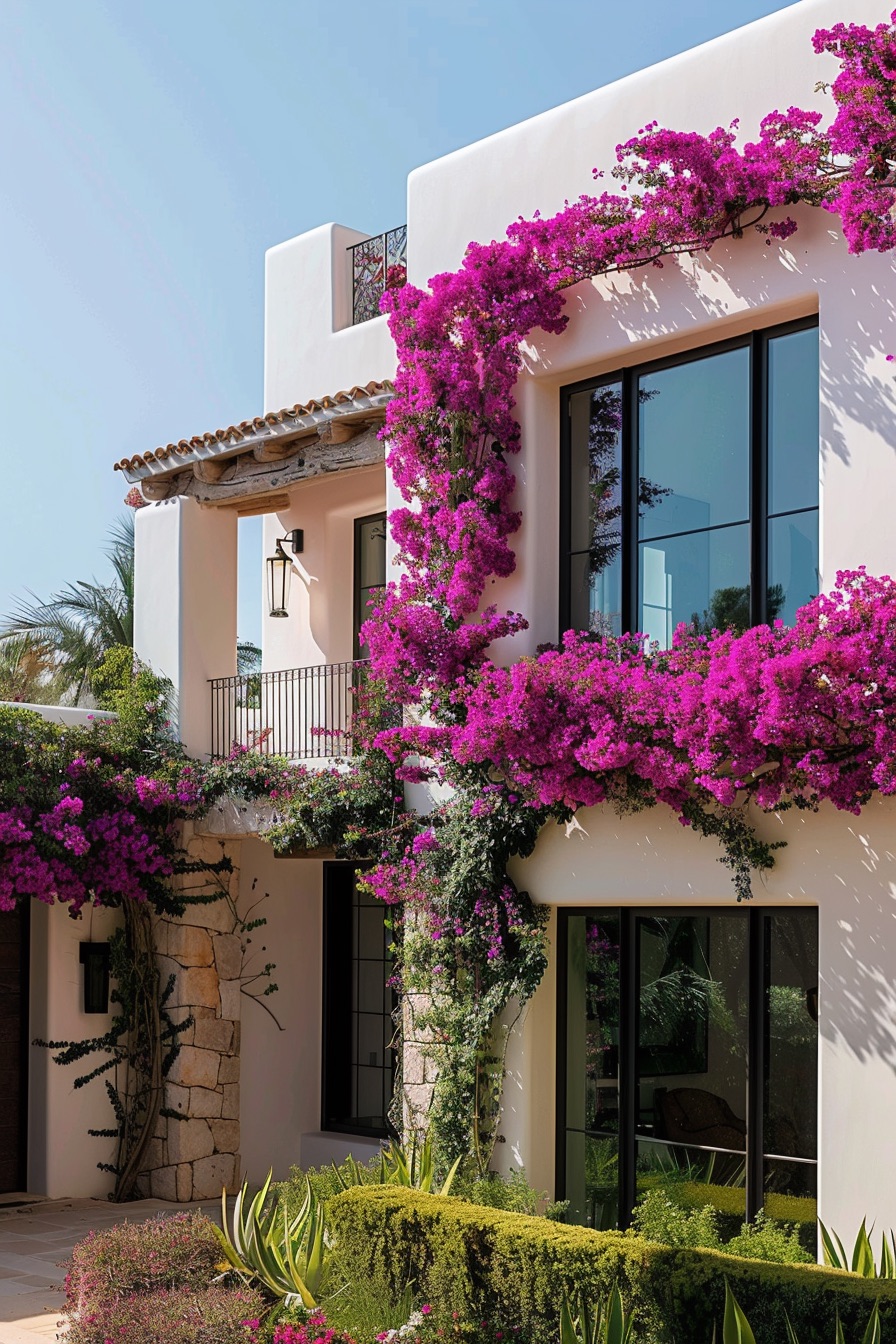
top-left (62, 1211), bottom-right (266, 1344)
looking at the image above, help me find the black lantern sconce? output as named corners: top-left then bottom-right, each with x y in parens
top-left (266, 529), bottom-right (304, 618)
top-left (80, 941), bottom-right (111, 1014)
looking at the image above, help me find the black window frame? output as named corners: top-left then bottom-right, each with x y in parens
top-left (559, 315), bottom-right (819, 640)
top-left (321, 860), bottom-right (396, 1139)
top-left (353, 512), bottom-right (388, 660)
top-left (555, 903), bottom-right (819, 1229)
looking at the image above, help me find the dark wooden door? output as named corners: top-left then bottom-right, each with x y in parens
top-left (0, 905), bottom-right (28, 1191)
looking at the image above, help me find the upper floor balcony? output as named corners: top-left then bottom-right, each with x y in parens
top-left (349, 226), bottom-right (407, 325)
top-left (209, 658), bottom-right (376, 762)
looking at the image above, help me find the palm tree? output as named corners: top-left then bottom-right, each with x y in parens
top-left (0, 634), bottom-right (60, 704)
top-left (1, 515), bottom-right (134, 706)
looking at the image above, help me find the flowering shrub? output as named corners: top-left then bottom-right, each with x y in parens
top-left (271, 1310), bottom-right (356, 1344)
top-left (64, 1284), bottom-right (265, 1344)
top-left (64, 1212), bottom-right (223, 1318)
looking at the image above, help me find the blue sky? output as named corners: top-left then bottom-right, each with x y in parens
top-left (0, 0), bottom-right (800, 647)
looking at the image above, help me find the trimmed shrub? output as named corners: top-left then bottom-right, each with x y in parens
top-left (65, 1283), bottom-right (266, 1344)
top-left (328, 1187), bottom-right (896, 1344)
top-left (64, 1211), bottom-right (223, 1318)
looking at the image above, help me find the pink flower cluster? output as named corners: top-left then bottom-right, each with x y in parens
top-left (431, 571), bottom-right (896, 823)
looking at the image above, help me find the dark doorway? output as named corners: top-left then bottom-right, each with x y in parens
top-left (0, 904), bottom-right (29, 1191)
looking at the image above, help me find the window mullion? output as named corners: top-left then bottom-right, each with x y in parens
top-left (622, 368), bottom-right (638, 635)
top-left (618, 907), bottom-right (637, 1229)
top-left (746, 907), bottom-right (769, 1221)
top-left (750, 332), bottom-right (768, 626)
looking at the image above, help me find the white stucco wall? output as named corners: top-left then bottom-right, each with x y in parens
top-left (28, 900), bottom-right (123, 1198)
top-left (134, 498), bottom-right (238, 757)
top-left (264, 224), bottom-right (396, 413)
top-left (237, 843), bottom-right (382, 1182)
top-left (261, 468), bottom-right (385, 674)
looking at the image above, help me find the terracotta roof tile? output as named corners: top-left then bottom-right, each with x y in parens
top-left (113, 380), bottom-right (394, 479)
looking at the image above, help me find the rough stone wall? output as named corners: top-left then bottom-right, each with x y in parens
top-left (141, 828), bottom-right (244, 1201)
top-left (402, 992), bottom-right (436, 1137)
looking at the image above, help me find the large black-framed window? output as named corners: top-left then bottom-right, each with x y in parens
top-left (556, 905), bottom-right (818, 1235)
top-left (560, 318), bottom-right (819, 643)
top-left (322, 862), bottom-right (396, 1137)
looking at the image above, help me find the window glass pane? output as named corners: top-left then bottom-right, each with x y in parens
top-left (768, 327), bottom-right (819, 516)
top-left (638, 523), bottom-right (750, 645)
top-left (568, 381), bottom-right (624, 579)
top-left (768, 509), bottom-right (819, 626)
top-left (636, 913), bottom-right (748, 1218)
top-left (765, 910), bottom-right (817, 1154)
top-left (569, 551), bottom-right (622, 637)
top-left (564, 914), bottom-right (621, 1228)
top-left (638, 347), bottom-right (750, 540)
top-left (358, 517), bottom-right (387, 588)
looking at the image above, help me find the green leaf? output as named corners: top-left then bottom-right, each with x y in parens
top-left (722, 1281), bottom-right (756, 1344)
top-left (852, 1221), bottom-right (877, 1278)
top-left (820, 1220), bottom-right (848, 1271)
top-left (860, 1301), bottom-right (881, 1344)
top-left (559, 1294), bottom-right (579, 1344)
top-left (782, 1311), bottom-right (800, 1344)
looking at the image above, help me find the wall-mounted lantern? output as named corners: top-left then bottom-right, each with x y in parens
top-left (266, 529), bottom-right (304, 618)
top-left (79, 941), bottom-right (111, 1014)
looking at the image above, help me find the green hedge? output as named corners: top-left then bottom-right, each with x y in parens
top-left (328, 1187), bottom-right (896, 1344)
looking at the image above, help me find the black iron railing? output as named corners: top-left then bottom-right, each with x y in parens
top-left (209, 660), bottom-right (373, 760)
top-left (349, 225), bottom-right (407, 324)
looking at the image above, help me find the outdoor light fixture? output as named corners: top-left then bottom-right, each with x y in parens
top-left (267, 529), bottom-right (304, 618)
top-left (79, 941), bottom-right (110, 1014)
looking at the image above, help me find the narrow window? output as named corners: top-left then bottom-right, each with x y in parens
top-left (322, 863), bottom-right (395, 1136)
top-left (354, 513), bottom-right (387, 659)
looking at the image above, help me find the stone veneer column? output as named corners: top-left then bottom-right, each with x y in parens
top-left (402, 992), bottom-right (438, 1137)
top-left (141, 830), bottom-right (244, 1201)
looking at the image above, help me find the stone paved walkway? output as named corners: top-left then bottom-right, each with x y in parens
top-left (0, 1194), bottom-right (219, 1343)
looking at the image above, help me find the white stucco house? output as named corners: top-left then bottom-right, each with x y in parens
top-left (12, 0), bottom-right (896, 1250)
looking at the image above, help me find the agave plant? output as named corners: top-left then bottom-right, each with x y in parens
top-left (216, 1170), bottom-right (327, 1306)
top-left (820, 1219), bottom-right (896, 1279)
top-left (331, 1133), bottom-right (462, 1197)
top-left (381, 1132), bottom-right (462, 1195)
top-left (559, 1285), bottom-right (633, 1344)
top-left (718, 1281), bottom-right (881, 1344)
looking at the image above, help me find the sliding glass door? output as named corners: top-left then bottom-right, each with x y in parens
top-left (558, 906), bottom-right (817, 1232)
